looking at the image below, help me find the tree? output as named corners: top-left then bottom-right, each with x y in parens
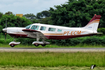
top-left (36, 12), bottom-right (43, 19)
top-left (0, 14), bottom-right (31, 29)
top-left (5, 11), bottom-right (13, 15)
top-left (24, 13), bottom-right (36, 19)
top-left (49, 0), bottom-right (105, 28)
top-left (69, 0), bottom-right (77, 2)
top-left (36, 10), bottom-right (51, 19)
top-left (39, 17), bottom-right (52, 24)
top-left (0, 12), bottom-right (3, 18)
top-left (41, 11), bottom-right (51, 17)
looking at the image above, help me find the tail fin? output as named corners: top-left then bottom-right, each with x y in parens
top-left (84, 14), bottom-right (101, 33)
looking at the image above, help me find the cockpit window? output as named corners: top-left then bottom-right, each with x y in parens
top-left (31, 25), bottom-right (39, 30)
top-left (25, 25), bottom-right (32, 29)
top-left (40, 26), bottom-right (46, 31)
top-left (48, 28), bottom-right (56, 32)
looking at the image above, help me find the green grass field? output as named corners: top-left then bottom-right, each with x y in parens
top-left (0, 37), bottom-right (105, 69)
top-left (0, 66), bottom-right (104, 70)
top-left (0, 44), bottom-right (105, 48)
top-left (0, 52), bottom-right (104, 67)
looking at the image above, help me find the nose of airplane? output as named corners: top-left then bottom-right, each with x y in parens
top-left (2, 28), bottom-right (7, 32)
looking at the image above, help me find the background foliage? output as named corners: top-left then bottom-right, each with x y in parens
top-left (50, 0), bottom-right (105, 27)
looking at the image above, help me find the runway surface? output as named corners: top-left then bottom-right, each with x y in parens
top-left (0, 47), bottom-right (105, 52)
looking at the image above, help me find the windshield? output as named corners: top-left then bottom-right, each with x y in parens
top-left (25, 25), bottom-right (32, 29)
top-left (31, 25), bottom-right (39, 30)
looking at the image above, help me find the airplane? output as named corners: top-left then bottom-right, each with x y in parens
top-left (2, 14), bottom-right (101, 47)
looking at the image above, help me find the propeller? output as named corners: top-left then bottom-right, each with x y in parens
top-left (5, 18), bottom-right (7, 41)
top-left (5, 33), bottom-right (7, 41)
top-left (3, 18), bottom-right (7, 41)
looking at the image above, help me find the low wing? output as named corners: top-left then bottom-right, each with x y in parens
top-left (22, 29), bottom-right (47, 39)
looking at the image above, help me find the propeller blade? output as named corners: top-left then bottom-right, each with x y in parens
top-left (5, 18), bottom-right (7, 41)
top-left (5, 33), bottom-right (7, 41)
top-left (6, 18), bottom-right (7, 28)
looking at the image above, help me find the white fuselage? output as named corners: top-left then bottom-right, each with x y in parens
top-left (3, 23), bottom-right (95, 39)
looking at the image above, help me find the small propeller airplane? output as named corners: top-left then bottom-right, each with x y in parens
top-left (2, 14), bottom-right (101, 47)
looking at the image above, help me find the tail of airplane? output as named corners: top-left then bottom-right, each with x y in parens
top-left (83, 14), bottom-right (101, 33)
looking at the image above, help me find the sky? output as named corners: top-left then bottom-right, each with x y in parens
top-left (0, 0), bottom-right (68, 15)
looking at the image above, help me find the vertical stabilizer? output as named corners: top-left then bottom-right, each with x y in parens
top-left (84, 14), bottom-right (101, 33)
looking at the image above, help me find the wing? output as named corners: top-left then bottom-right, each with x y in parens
top-left (22, 29), bottom-right (47, 39)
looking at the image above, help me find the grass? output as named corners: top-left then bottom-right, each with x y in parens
top-left (0, 66), bottom-right (104, 70)
top-left (0, 52), bottom-right (104, 67)
top-left (0, 44), bottom-right (105, 48)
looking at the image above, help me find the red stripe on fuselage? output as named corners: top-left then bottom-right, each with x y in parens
top-left (8, 33), bottom-right (27, 38)
top-left (8, 33), bottom-right (97, 39)
top-left (45, 34), bottom-right (97, 39)
top-left (22, 29), bottom-right (39, 32)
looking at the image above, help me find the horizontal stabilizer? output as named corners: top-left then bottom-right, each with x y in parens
top-left (97, 32), bottom-right (103, 34)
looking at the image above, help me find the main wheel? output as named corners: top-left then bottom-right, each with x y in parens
top-left (34, 44), bottom-right (39, 47)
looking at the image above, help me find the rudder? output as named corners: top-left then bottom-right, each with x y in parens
top-left (84, 14), bottom-right (101, 33)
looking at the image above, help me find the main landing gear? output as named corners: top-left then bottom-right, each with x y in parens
top-left (32, 41), bottom-right (50, 47)
top-left (32, 37), bottom-right (50, 47)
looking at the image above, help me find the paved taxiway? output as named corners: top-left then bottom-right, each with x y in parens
top-left (0, 48), bottom-right (105, 52)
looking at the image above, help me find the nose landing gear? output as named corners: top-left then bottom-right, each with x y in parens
top-left (9, 38), bottom-right (20, 47)
top-left (9, 41), bottom-right (20, 47)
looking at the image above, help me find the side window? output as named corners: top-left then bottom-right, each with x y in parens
top-left (31, 25), bottom-right (39, 30)
top-left (48, 28), bottom-right (56, 32)
top-left (57, 29), bottom-right (62, 32)
top-left (40, 26), bottom-right (46, 31)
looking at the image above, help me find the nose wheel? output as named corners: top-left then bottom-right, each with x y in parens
top-left (9, 41), bottom-right (20, 47)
